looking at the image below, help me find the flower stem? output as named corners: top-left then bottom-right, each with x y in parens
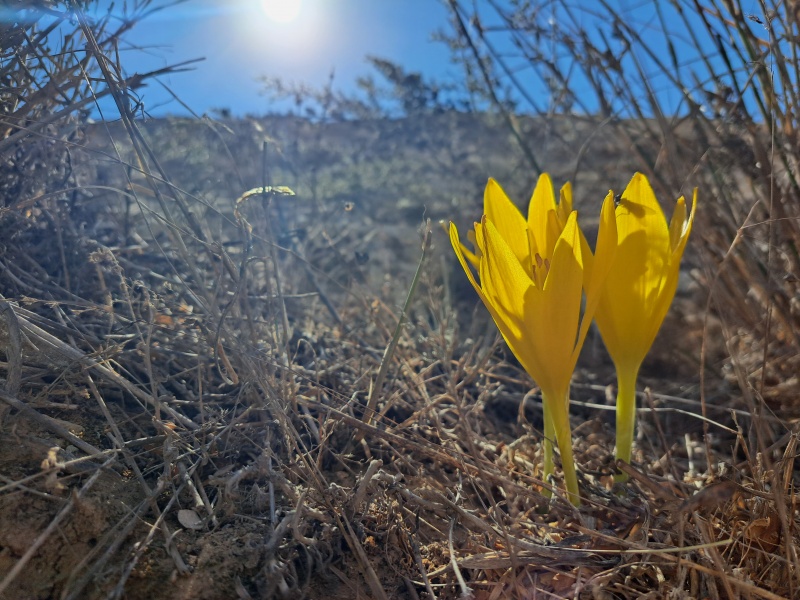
top-left (542, 391), bottom-right (580, 506)
top-left (542, 400), bottom-right (554, 496)
top-left (614, 363), bottom-right (640, 481)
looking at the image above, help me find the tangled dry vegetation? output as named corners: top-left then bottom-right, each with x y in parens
top-left (2, 2), bottom-right (800, 599)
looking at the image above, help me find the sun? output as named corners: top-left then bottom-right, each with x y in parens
top-left (260, 0), bottom-right (302, 24)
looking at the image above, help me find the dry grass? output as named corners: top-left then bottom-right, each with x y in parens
top-left (0, 1), bottom-right (798, 599)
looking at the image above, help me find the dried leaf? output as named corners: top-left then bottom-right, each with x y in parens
top-left (178, 509), bottom-right (203, 530)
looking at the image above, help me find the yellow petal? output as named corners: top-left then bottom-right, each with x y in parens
top-left (527, 208), bottom-right (564, 272)
top-left (527, 173), bottom-right (558, 258)
top-left (484, 178), bottom-right (529, 269)
top-left (476, 217), bottom-right (532, 342)
top-left (450, 222), bottom-right (484, 298)
top-left (594, 192), bottom-right (620, 275)
top-left (641, 257), bottom-right (682, 353)
top-left (451, 221), bottom-right (526, 344)
top-left (621, 172), bottom-right (669, 232)
top-left (671, 188), bottom-right (697, 256)
top-left (643, 188), bottom-right (697, 352)
top-left (669, 197), bottom-right (687, 251)
top-left (534, 212), bottom-right (585, 398)
top-left (558, 182), bottom-right (573, 226)
top-left (460, 237), bottom-right (481, 269)
top-left (575, 192), bottom-right (617, 360)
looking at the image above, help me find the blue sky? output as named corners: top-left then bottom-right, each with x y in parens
top-left (110, 0), bottom-right (454, 117)
top-left (96, 0), bottom-right (771, 119)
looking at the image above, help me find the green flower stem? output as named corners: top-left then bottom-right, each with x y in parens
top-left (542, 391), bottom-right (580, 506)
top-left (542, 400), bottom-right (554, 495)
top-left (614, 363), bottom-right (641, 481)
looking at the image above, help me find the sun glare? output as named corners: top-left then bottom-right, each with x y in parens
top-left (261, 0), bottom-right (302, 24)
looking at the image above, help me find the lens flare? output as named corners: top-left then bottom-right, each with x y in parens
top-left (261, 0), bottom-right (301, 23)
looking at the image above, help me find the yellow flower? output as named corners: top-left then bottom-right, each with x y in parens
top-left (450, 176), bottom-right (617, 505)
top-left (458, 175), bottom-right (568, 270)
top-left (593, 173), bottom-right (697, 473)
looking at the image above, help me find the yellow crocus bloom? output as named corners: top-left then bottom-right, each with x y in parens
top-left (451, 176), bottom-right (617, 505)
top-left (594, 173), bottom-right (697, 474)
top-left (460, 174), bottom-right (567, 270)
